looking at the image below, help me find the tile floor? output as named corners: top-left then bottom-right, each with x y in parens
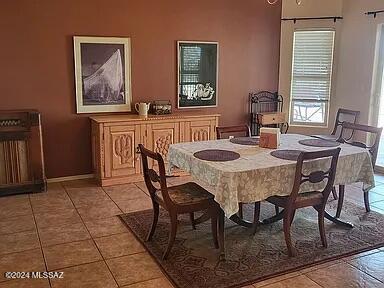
top-left (1, 175), bottom-right (384, 288)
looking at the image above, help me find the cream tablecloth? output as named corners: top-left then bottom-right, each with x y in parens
top-left (168, 134), bottom-right (375, 217)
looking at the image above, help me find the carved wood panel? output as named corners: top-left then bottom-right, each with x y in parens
top-left (105, 125), bottom-right (140, 178)
top-left (191, 127), bottom-right (210, 142)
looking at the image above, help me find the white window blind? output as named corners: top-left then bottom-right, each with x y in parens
top-left (290, 30), bottom-right (335, 125)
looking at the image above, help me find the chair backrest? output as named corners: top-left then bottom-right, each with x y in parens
top-left (288, 148), bottom-right (341, 207)
top-left (138, 144), bottom-right (174, 208)
top-left (216, 125), bottom-right (251, 139)
top-left (331, 108), bottom-right (360, 138)
top-left (338, 122), bottom-right (383, 166)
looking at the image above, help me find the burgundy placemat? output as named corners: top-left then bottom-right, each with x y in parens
top-left (194, 149), bottom-right (240, 162)
top-left (230, 137), bottom-right (260, 146)
top-left (270, 149), bottom-right (303, 161)
top-left (298, 138), bottom-right (340, 147)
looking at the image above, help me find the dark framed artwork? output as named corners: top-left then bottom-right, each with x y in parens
top-left (177, 41), bottom-right (218, 109)
top-left (74, 36), bottom-right (132, 113)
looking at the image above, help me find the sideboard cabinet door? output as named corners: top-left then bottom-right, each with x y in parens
top-left (146, 122), bottom-right (179, 164)
top-left (185, 120), bottom-right (216, 142)
top-left (103, 125), bottom-right (141, 179)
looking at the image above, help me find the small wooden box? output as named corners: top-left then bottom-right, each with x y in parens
top-left (257, 112), bottom-right (286, 125)
top-left (259, 127), bottom-right (280, 149)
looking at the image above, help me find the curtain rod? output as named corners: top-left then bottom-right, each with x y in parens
top-left (365, 10), bottom-right (384, 18)
top-left (281, 16), bottom-right (343, 24)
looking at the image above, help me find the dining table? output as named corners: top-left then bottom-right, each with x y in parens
top-left (167, 134), bottom-right (375, 229)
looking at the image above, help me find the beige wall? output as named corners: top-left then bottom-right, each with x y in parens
top-left (279, 0), bottom-right (384, 135)
top-left (335, 0), bottom-right (384, 127)
top-left (282, 0), bottom-right (342, 18)
top-left (278, 0), bottom-right (343, 135)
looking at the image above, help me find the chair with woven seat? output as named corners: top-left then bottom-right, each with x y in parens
top-left (138, 144), bottom-right (224, 260)
top-left (216, 124), bottom-right (251, 139)
top-left (312, 108), bottom-right (360, 200)
top-left (312, 108), bottom-right (360, 142)
top-left (263, 148), bottom-right (341, 256)
top-left (335, 122), bottom-right (383, 218)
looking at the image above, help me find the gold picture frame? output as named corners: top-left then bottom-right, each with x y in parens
top-left (73, 36), bottom-right (132, 113)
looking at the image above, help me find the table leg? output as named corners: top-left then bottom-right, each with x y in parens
top-left (324, 210), bottom-right (354, 228)
top-left (194, 205), bottom-right (258, 228)
top-left (261, 209), bottom-right (354, 229)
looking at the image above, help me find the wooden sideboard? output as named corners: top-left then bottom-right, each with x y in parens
top-left (90, 113), bottom-right (220, 186)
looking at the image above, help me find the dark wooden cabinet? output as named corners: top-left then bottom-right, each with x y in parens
top-left (0, 110), bottom-right (46, 196)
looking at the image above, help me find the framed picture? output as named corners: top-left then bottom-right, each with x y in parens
top-left (177, 41), bottom-right (218, 109)
top-left (73, 36), bottom-right (132, 113)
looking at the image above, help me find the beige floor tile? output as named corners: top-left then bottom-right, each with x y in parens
top-left (104, 184), bottom-right (149, 202)
top-left (50, 261), bottom-right (117, 288)
top-left (77, 201), bottom-right (122, 220)
top-left (0, 215), bottom-right (35, 235)
top-left (0, 198), bottom-right (32, 219)
top-left (84, 217), bottom-right (128, 238)
top-left (106, 252), bottom-right (163, 286)
top-left (0, 195), bottom-right (29, 206)
top-left (61, 179), bottom-right (98, 189)
top-left (43, 239), bottom-right (102, 271)
top-left (66, 187), bottom-right (111, 207)
top-left (34, 209), bottom-right (82, 229)
top-left (252, 272), bottom-right (301, 288)
top-left (256, 275), bottom-right (321, 288)
top-left (134, 182), bottom-right (151, 196)
top-left (347, 250), bottom-right (384, 282)
top-left (0, 249), bottom-right (45, 282)
top-left (46, 182), bottom-right (65, 191)
top-left (0, 230), bottom-right (40, 255)
top-left (94, 232), bottom-right (145, 259)
top-left (121, 277), bottom-right (173, 288)
top-left (38, 222), bottom-right (91, 247)
top-left (30, 195), bottom-right (74, 214)
top-left (117, 197), bottom-right (152, 213)
top-left (0, 279), bottom-right (50, 288)
top-left (305, 262), bottom-right (384, 288)
top-left (298, 259), bottom-right (343, 274)
top-left (342, 249), bottom-right (381, 261)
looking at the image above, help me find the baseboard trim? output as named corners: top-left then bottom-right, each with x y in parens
top-left (47, 174), bottom-right (94, 183)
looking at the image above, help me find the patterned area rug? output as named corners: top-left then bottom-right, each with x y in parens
top-left (119, 201), bottom-right (384, 288)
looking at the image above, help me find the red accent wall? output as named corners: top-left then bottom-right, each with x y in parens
top-left (0, 0), bottom-right (281, 178)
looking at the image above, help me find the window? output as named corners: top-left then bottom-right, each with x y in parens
top-left (290, 30), bottom-right (335, 126)
top-left (179, 46), bottom-right (202, 98)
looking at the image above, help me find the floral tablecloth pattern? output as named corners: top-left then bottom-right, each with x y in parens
top-left (168, 134), bottom-right (375, 217)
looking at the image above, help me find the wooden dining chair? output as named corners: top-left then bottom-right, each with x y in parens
top-left (216, 124), bottom-right (251, 218)
top-left (216, 125), bottom-right (251, 140)
top-left (263, 148), bottom-right (341, 256)
top-left (138, 144), bottom-right (224, 259)
top-left (312, 108), bottom-right (360, 142)
top-left (312, 108), bottom-right (360, 201)
top-left (335, 122), bottom-right (383, 218)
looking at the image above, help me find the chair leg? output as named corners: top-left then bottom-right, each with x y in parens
top-left (364, 191), bottom-right (371, 212)
top-left (317, 206), bottom-right (327, 248)
top-left (211, 210), bottom-right (219, 249)
top-left (275, 205), bottom-right (279, 216)
top-left (189, 213), bottom-right (196, 230)
top-left (146, 201), bottom-right (159, 241)
top-left (332, 186), bottom-right (338, 200)
top-left (252, 201), bottom-right (261, 235)
top-left (238, 203), bottom-right (243, 219)
top-left (336, 185), bottom-right (345, 218)
top-left (218, 209), bottom-right (225, 260)
top-left (290, 209), bottom-right (296, 225)
top-left (163, 213), bottom-right (178, 260)
top-left (283, 212), bottom-right (296, 257)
